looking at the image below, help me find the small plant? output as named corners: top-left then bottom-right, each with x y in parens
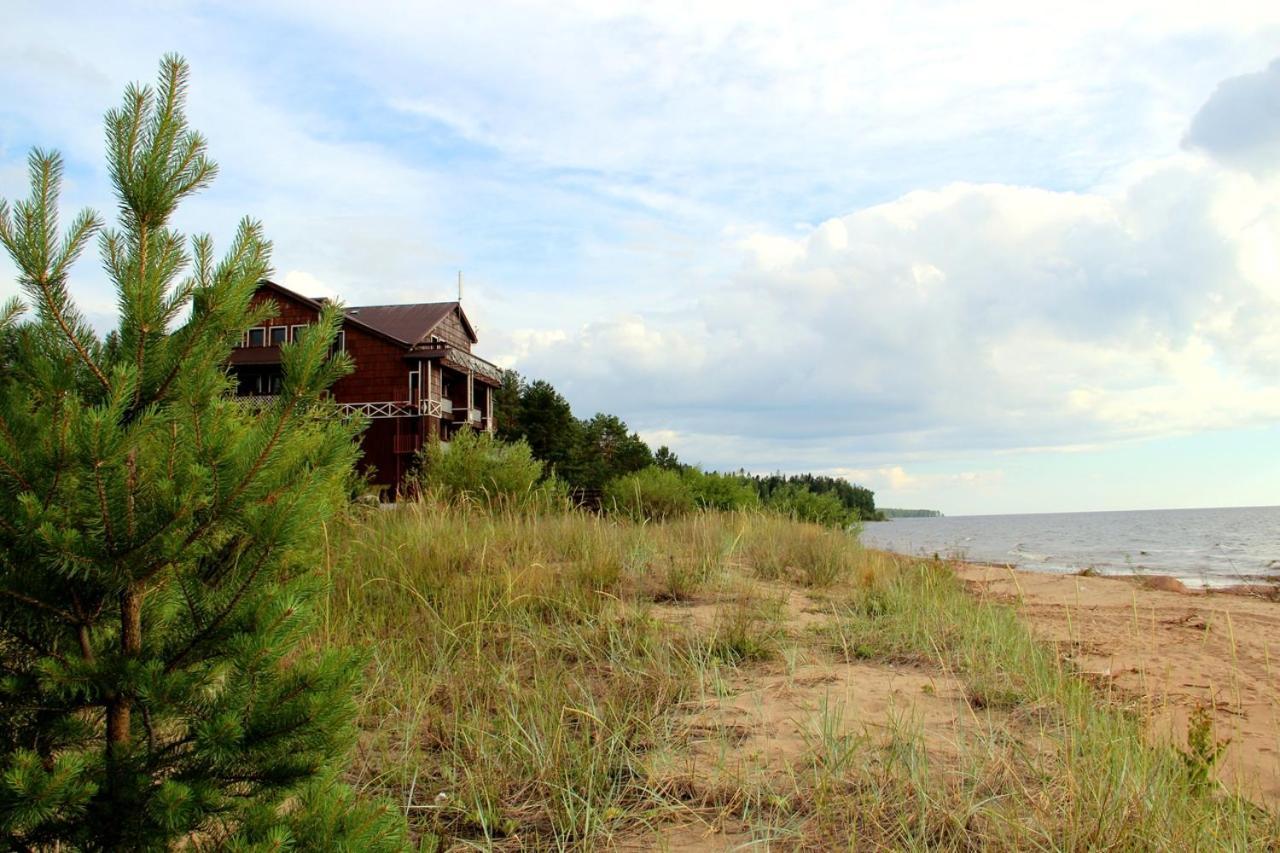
top-left (705, 597), bottom-right (784, 664)
top-left (1180, 703), bottom-right (1230, 793)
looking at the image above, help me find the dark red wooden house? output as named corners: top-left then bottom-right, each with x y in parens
top-left (228, 280), bottom-right (502, 492)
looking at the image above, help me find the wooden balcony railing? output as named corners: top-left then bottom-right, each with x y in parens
top-left (227, 394), bottom-right (462, 423)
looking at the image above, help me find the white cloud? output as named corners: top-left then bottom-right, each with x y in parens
top-left (508, 150), bottom-right (1280, 469)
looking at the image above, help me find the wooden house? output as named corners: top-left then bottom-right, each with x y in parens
top-left (228, 280), bottom-right (502, 492)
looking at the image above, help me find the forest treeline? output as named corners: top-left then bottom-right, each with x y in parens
top-left (490, 371), bottom-right (883, 524)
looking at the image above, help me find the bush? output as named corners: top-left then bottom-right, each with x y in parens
top-left (604, 466), bottom-right (696, 521)
top-left (682, 468), bottom-right (761, 511)
top-left (766, 482), bottom-right (857, 528)
top-left (418, 429), bottom-right (565, 510)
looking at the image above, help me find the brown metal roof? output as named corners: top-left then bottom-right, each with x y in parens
top-left (346, 302), bottom-right (464, 346)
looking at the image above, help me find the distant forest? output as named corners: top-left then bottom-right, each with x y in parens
top-left (879, 508), bottom-right (944, 518)
top-left (494, 371), bottom-right (883, 521)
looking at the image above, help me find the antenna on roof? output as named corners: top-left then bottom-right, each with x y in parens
top-left (457, 270), bottom-right (463, 303)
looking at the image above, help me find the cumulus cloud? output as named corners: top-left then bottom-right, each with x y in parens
top-left (1185, 58), bottom-right (1280, 177)
top-left (509, 154), bottom-right (1280, 469)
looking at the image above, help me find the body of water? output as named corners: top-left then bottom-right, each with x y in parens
top-left (859, 505), bottom-right (1280, 587)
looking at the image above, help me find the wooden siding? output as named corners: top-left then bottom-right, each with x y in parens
top-left (434, 308), bottom-right (473, 352)
top-left (249, 290), bottom-right (319, 334)
top-left (330, 324), bottom-right (410, 403)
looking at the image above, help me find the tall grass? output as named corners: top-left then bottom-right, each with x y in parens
top-left (315, 503), bottom-right (1278, 849)
top-left (317, 502), bottom-right (744, 846)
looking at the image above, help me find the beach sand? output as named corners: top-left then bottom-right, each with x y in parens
top-left (957, 563), bottom-right (1280, 807)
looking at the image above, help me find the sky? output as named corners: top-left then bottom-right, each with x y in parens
top-left (2, 1), bottom-right (1279, 515)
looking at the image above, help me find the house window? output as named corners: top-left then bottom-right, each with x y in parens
top-left (409, 368), bottom-right (421, 405)
top-left (246, 327), bottom-right (266, 347)
top-left (290, 324), bottom-right (306, 342)
top-left (330, 330), bottom-right (346, 356)
top-left (269, 326), bottom-right (287, 346)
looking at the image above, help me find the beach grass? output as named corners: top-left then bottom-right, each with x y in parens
top-left (313, 500), bottom-right (1279, 849)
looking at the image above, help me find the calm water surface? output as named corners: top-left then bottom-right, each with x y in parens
top-left (860, 505), bottom-right (1280, 587)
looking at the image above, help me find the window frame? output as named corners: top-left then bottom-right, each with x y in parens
top-left (268, 326), bottom-right (288, 346)
top-left (290, 324), bottom-right (306, 342)
top-left (246, 326), bottom-right (267, 348)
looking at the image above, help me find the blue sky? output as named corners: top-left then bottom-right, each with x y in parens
top-left (3, 1), bottom-right (1280, 515)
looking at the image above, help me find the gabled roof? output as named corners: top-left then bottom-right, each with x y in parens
top-left (348, 301), bottom-right (478, 347)
top-left (254, 280), bottom-right (479, 348)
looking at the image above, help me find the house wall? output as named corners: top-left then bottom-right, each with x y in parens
top-left (435, 309), bottom-right (473, 352)
top-left (330, 325), bottom-right (411, 403)
top-left (249, 291), bottom-right (319, 337)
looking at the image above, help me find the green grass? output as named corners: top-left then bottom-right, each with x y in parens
top-left (314, 502), bottom-right (1279, 850)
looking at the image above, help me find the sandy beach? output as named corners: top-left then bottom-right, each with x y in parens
top-left (956, 562), bottom-right (1280, 807)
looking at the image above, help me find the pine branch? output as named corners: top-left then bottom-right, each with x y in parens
top-left (0, 584), bottom-right (76, 623)
top-left (163, 538), bottom-right (277, 674)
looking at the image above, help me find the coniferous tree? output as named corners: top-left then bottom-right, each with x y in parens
top-left (0, 56), bottom-right (406, 849)
top-left (516, 379), bottom-right (581, 481)
top-left (575, 413), bottom-right (653, 490)
top-left (492, 367), bottom-right (524, 442)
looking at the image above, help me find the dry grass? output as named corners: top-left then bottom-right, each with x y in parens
top-left (312, 502), bottom-right (1279, 850)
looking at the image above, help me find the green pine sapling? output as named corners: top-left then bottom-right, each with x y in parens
top-left (0, 55), bottom-right (407, 849)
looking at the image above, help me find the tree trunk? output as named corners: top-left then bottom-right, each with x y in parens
top-left (107, 587), bottom-right (141, 752)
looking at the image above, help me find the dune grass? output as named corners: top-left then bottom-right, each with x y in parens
top-left (313, 501), bottom-right (1278, 850)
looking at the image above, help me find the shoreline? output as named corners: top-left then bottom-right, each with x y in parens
top-left (962, 557), bottom-right (1280, 600)
top-left (869, 545), bottom-right (1280, 599)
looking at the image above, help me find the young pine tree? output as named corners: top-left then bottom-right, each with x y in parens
top-left (0, 56), bottom-right (407, 849)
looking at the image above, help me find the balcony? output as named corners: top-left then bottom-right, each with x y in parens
top-left (439, 398), bottom-right (454, 414)
top-left (229, 345), bottom-right (282, 366)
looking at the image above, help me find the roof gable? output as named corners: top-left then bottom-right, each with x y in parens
top-left (347, 301), bottom-right (478, 347)
top-left (256, 280), bottom-right (325, 314)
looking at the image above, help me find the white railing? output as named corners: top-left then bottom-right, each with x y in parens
top-left (228, 395), bottom-right (452, 421)
top-left (336, 401), bottom-right (423, 419)
top-left (468, 408), bottom-right (482, 423)
top-left (227, 394), bottom-right (279, 410)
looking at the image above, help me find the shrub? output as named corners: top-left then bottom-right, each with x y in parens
top-left (682, 468), bottom-right (761, 511)
top-left (417, 428), bottom-right (564, 510)
top-left (766, 482), bottom-right (857, 528)
top-left (604, 466), bottom-right (696, 521)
